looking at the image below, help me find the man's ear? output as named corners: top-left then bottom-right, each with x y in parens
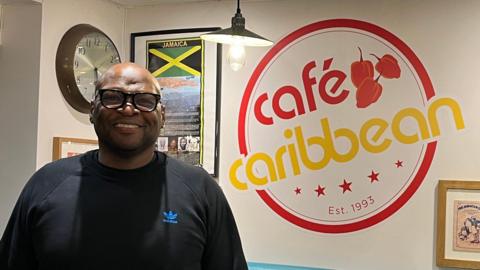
top-left (160, 104), bottom-right (165, 128)
top-left (89, 101), bottom-right (96, 124)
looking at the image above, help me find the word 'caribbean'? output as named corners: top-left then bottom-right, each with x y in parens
top-left (231, 98), bottom-right (464, 190)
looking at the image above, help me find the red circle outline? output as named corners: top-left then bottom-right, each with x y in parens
top-left (237, 19), bottom-right (436, 233)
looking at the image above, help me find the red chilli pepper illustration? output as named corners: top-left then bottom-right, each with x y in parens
top-left (370, 53), bottom-right (401, 79)
top-left (355, 75), bottom-right (383, 108)
top-left (350, 47), bottom-right (374, 88)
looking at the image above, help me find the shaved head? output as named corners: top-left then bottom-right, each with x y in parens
top-left (96, 62), bottom-right (160, 95)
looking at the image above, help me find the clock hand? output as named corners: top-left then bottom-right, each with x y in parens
top-left (94, 67), bottom-right (98, 83)
top-left (75, 53), bottom-right (95, 69)
top-left (94, 53), bottom-right (117, 71)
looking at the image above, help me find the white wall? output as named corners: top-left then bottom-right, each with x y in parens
top-left (35, 0), bottom-right (125, 168)
top-left (0, 2), bottom-right (41, 234)
top-left (126, 1), bottom-right (479, 270)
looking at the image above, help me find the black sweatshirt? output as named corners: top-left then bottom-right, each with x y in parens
top-left (0, 150), bottom-right (247, 270)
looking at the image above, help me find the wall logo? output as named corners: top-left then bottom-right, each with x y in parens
top-left (229, 19), bottom-right (465, 233)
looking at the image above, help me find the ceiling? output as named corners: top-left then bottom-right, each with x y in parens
top-left (0, 0), bottom-right (269, 7)
top-left (109, 0), bottom-right (228, 7)
top-left (0, 0), bottom-right (42, 4)
top-left (0, 0), bottom-right (228, 5)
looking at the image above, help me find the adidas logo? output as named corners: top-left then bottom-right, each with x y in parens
top-left (163, 210), bottom-right (178, 224)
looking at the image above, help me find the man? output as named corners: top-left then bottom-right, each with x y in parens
top-left (0, 63), bottom-right (248, 270)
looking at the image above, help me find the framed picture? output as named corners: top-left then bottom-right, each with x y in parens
top-left (437, 180), bottom-right (480, 269)
top-left (52, 137), bottom-right (98, 161)
top-left (130, 27), bottom-right (221, 176)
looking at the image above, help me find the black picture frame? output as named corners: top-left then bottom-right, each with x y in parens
top-left (130, 27), bottom-right (222, 177)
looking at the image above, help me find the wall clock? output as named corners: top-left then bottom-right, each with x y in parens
top-left (55, 24), bottom-right (121, 113)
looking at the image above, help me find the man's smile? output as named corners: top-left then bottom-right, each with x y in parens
top-left (113, 122), bottom-right (145, 133)
top-left (114, 123), bottom-right (142, 128)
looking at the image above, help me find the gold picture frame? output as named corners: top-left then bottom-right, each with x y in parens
top-left (52, 137), bottom-right (98, 161)
top-left (437, 180), bottom-right (480, 269)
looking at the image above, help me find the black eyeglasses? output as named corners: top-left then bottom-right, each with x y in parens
top-left (97, 89), bottom-right (161, 112)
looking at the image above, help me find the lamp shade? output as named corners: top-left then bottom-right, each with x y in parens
top-left (200, 11), bottom-right (273, 47)
top-left (201, 27), bottom-right (273, 47)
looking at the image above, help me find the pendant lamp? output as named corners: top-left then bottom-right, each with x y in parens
top-left (200, 0), bottom-right (273, 71)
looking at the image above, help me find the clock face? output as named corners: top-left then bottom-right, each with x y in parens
top-left (56, 24), bottom-right (122, 113)
top-left (73, 33), bottom-right (120, 102)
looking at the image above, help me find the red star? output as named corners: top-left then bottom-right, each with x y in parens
top-left (368, 170), bottom-right (379, 183)
top-left (294, 187), bottom-right (302, 195)
top-left (395, 160), bottom-right (403, 168)
top-left (314, 185), bottom-right (326, 197)
top-left (339, 179), bottom-right (352, 193)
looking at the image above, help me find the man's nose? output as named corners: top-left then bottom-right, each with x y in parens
top-left (118, 96), bottom-right (139, 114)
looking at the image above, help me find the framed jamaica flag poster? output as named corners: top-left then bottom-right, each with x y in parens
top-left (130, 28), bottom-right (221, 176)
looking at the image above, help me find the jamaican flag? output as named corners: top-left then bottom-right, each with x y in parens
top-left (147, 38), bottom-right (202, 78)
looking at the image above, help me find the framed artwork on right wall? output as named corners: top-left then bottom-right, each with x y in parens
top-left (437, 180), bottom-right (480, 269)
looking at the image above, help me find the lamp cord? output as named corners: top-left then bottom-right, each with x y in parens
top-left (236, 0), bottom-right (241, 13)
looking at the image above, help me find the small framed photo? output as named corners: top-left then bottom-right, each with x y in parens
top-left (157, 137), bottom-right (169, 152)
top-left (52, 137), bottom-right (98, 161)
top-left (437, 180), bottom-right (480, 269)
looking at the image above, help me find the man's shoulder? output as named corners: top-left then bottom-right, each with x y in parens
top-left (161, 153), bottom-right (220, 193)
top-left (35, 153), bottom-right (86, 178)
top-left (162, 154), bottom-right (209, 179)
top-left (24, 153), bottom-right (88, 202)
